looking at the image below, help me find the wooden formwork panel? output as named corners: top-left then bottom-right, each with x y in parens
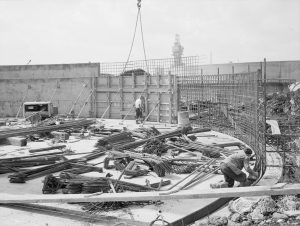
top-left (95, 73), bottom-right (177, 123)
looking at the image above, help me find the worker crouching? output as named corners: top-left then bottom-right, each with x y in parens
top-left (219, 148), bottom-right (259, 188)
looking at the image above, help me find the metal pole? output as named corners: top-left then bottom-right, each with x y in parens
top-left (100, 103), bottom-right (111, 120)
top-left (15, 89), bottom-right (29, 118)
top-left (141, 102), bottom-right (159, 125)
top-left (68, 83), bottom-right (87, 115)
top-left (76, 90), bottom-right (93, 119)
top-left (263, 58), bottom-right (267, 173)
top-left (49, 81), bottom-right (60, 102)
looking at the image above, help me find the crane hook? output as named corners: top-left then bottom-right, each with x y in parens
top-left (137, 0), bottom-right (141, 9)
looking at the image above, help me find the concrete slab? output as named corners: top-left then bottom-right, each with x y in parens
top-left (0, 118), bottom-right (246, 226)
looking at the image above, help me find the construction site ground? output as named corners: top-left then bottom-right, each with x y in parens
top-left (0, 119), bottom-right (259, 226)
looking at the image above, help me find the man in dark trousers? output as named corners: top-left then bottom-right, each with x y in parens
top-left (134, 96), bottom-right (143, 124)
top-left (219, 148), bottom-right (259, 187)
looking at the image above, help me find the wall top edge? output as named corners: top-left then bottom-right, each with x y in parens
top-left (0, 63), bottom-right (100, 71)
top-left (198, 60), bottom-right (300, 67)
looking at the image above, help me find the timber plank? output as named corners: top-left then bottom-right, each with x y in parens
top-left (0, 184), bottom-right (300, 204)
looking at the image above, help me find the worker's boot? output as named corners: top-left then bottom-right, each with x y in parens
top-left (210, 181), bottom-right (228, 189)
top-left (240, 179), bottom-right (252, 187)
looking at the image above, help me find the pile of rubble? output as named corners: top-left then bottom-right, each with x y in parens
top-left (194, 195), bottom-right (300, 226)
top-left (265, 86), bottom-right (300, 183)
top-left (266, 89), bottom-right (300, 119)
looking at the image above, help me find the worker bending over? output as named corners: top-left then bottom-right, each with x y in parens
top-left (220, 148), bottom-right (259, 187)
top-left (135, 96), bottom-right (144, 124)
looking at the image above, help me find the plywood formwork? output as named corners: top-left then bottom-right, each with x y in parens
top-left (95, 72), bottom-right (176, 123)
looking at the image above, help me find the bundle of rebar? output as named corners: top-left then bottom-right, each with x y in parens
top-left (170, 160), bottom-right (204, 174)
top-left (115, 126), bottom-right (203, 151)
top-left (9, 160), bottom-right (73, 183)
top-left (131, 126), bottom-right (161, 139)
top-left (161, 159), bottom-right (219, 194)
top-left (94, 132), bottom-right (135, 148)
top-left (48, 173), bottom-right (168, 194)
top-left (142, 138), bottom-right (168, 156)
top-left (0, 119), bottom-right (95, 140)
top-left (124, 151), bottom-right (172, 177)
top-left (81, 200), bottom-right (159, 213)
top-left (8, 150), bottom-right (106, 183)
top-left (171, 140), bottom-right (232, 158)
top-left (0, 155), bottom-right (61, 172)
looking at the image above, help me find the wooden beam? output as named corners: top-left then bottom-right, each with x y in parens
top-left (0, 136), bottom-right (27, 146)
top-left (1, 184), bottom-right (300, 204)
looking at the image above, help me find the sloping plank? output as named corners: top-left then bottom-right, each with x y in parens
top-left (0, 184), bottom-right (300, 204)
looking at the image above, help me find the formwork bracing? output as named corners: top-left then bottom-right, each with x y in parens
top-left (178, 64), bottom-right (266, 174)
top-left (96, 56), bottom-right (200, 123)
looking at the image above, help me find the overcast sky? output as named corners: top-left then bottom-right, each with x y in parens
top-left (0, 0), bottom-right (299, 65)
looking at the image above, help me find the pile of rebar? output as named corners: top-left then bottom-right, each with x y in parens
top-left (142, 138), bottom-right (168, 156)
top-left (0, 155), bottom-right (61, 174)
top-left (171, 140), bottom-right (233, 158)
top-left (0, 119), bottom-right (95, 139)
top-left (123, 151), bottom-right (173, 177)
top-left (94, 132), bottom-right (135, 148)
top-left (115, 126), bottom-right (199, 151)
top-left (44, 172), bottom-right (170, 194)
top-left (8, 150), bottom-right (106, 183)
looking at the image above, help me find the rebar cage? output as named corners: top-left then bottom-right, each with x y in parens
top-left (178, 69), bottom-right (266, 172)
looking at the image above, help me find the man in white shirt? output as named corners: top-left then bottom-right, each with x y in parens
top-left (135, 97), bottom-right (143, 124)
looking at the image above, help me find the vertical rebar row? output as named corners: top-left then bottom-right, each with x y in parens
top-left (178, 68), bottom-right (266, 170)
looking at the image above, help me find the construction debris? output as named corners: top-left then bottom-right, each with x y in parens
top-left (8, 150), bottom-right (105, 183)
top-left (227, 195), bottom-right (300, 225)
top-left (0, 136), bottom-right (27, 146)
top-left (0, 117), bottom-right (252, 224)
top-left (94, 131), bottom-right (134, 148)
top-left (0, 119), bottom-right (95, 140)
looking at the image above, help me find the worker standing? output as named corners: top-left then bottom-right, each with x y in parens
top-left (135, 96), bottom-right (143, 124)
top-left (219, 148), bottom-right (259, 188)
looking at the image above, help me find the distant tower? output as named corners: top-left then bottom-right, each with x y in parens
top-left (172, 34), bottom-right (184, 66)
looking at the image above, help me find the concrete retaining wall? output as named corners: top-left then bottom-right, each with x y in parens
top-left (0, 60), bottom-right (299, 118)
top-left (0, 63), bottom-right (99, 118)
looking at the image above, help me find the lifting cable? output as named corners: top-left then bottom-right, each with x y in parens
top-left (138, 6), bottom-right (149, 74)
top-left (120, 0), bottom-right (151, 123)
top-left (122, 0), bottom-right (149, 74)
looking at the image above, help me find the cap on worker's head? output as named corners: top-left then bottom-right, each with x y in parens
top-left (244, 148), bottom-right (252, 155)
